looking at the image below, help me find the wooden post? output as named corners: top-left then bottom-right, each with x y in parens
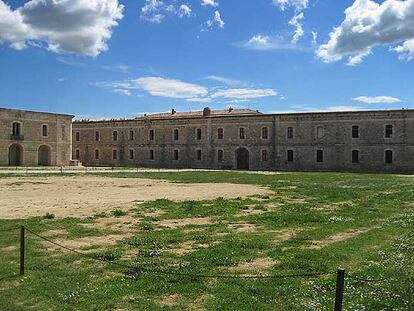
top-left (20, 225), bottom-right (25, 276)
top-left (60, 166), bottom-right (63, 174)
top-left (335, 268), bottom-right (345, 311)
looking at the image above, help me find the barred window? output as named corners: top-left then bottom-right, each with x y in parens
top-left (385, 125), bottom-right (393, 138)
top-left (239, 128), bottom-right (246, 139)
top-left (352, 126), bottom-right (359, 138)
top-left (217, 128), bottom-right (224, 140)
top-left (287, 127), bottom-right (294, 139)
top-left (262, 127), bottom-right (268, 139)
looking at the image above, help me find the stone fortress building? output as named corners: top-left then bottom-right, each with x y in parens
top-left (72, 107), bottom-right (414, 173)
top-left (0, 108), bottom-right (73, 166)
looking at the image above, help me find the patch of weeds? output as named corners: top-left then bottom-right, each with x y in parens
top-left (94, 211), bottom-right (108, 218)
top-left (92, 249), bottom-right (122, 261)
top-left (43, 213), bottom-right (55, 220)
top-left (139, 222), bottom-right (155, 231)
top-left (137, 248), bottom-right (162, 258)
top-left (112, 209), bottom-right (128, 217)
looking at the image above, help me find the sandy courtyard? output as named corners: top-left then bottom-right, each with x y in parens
top-left (0, 176), bottom-right (271, 219)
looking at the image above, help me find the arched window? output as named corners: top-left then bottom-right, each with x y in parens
top-left (196, 128), bottom-right (202, 140)
top-left (352, 150), bottom-right (359, 163)
top-left (75, 132), bottom-right (80, 142)
top-left (113, 131), bottom-right (118, 141)
top-left (287, 127), bottom-right (294, 139)
top-left (262, 127), bottom-right (268, 139)
top-left (95, 149), bottom-right (100, 160)
top-left (95, 131), bottom-right (100, 141)
top-left (385, 150), bottom-right (393, 164)
top-left (287, 150), bottom-right (294, 162)
top-left (75, 149), bottom-right (80, 160)
top-left (42, 125), bottom-right (48, 137)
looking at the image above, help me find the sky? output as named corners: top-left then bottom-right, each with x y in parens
top-left (0, 0), bottom-right (413, 119)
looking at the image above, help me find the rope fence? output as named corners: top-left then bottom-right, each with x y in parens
top-left (0, 225), bottom-right (409, 310)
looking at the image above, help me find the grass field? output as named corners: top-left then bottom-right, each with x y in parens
top-left (0, 171), bottom-right (413, 310)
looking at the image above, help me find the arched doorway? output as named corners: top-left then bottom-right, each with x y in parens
top-left (236, 148), bottom-right (250, 170)
top-left (9, 144), bottom-right (23, 166)
top-left (38, 145), bottom-right (51, 166)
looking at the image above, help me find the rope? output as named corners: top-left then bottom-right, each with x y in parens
top-left (27, 228), bottom-right (331, 280)
top-left (346, 272), bottom-right (387, 283)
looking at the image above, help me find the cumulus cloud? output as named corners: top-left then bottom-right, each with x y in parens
top-left (202, 10), bottom-right (224, 31)
top-left (0, 0), bottom-right (124, 57)
top-left (289, 12), bottom-right (304, 43)
top-left (353, 96), bottom-right (402, 104)
top-left (317, 0), bottom-right (414, 64)
top-left (201, 0), bottom-right (219, 7)
top-left (141, 0), bottom-right (192, 23)
top-left (272, 0), bottom-right (308, 12)
top-left (134, 77), bottom-right (208, 98)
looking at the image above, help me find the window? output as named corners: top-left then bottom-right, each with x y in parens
top-left (95, 131), bottom-right (100, 142)
top-left (287, 127), bottom-right (294, 139)
top-left (262, 127), bottom-right (268, 139)
top-left (129, 149), bottom-right (134, 160)
top-left (94, 149), bottom-right (100, 160)
top-left (75, 132), bottom-right (80, 142)
top-left (217, 150), bottom-right (224, 162)
top-left (385, 125), bottom-right (393, 138)
top-left (385, 150), bottom-right (393, 164)
top-left (173, 149), bottom-right (179, 161)
top-left (316, 150), bottom-right (324, 163)
top-left (12, 122), bottom-right (21, 136)
top-left (352, 125), bottom-right (359, 138)
top-left (352, 150), bottom-right (359, 163)
top-left (174, 129), bottom-right (179, 141)
top-left (196, 149), bottom-right (202, 161)
top-left (217, 128), bottom-right (224, 140)
top-left (287, 150), bottom-right (294, 162)
top-left (113, 149), bottom-right (118, 160)
top-left (42, 125), bottom-right (48, 137)
top-left (239, 128), bottom-right (246, 139)
top-left (149, 129), bottom-right (155, 141)
top-left (262, 150), bottom-right (268, 162)
top-left (129, 130), bottom-right (135, 141)
top-left (196, 128), bottom-right (202, 140)
top-left (113, 131), bottom-right (118, 141)
top-left (75, 149), bottom-right (80, 160)
top-left (316, 126), bottom-right (324, 139)
top-left (150, 149), bottom-right (154, 160)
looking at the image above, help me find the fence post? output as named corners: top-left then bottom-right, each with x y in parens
top-left (60, 166), bottom-right (63, 174)
top-left (334, 268), bottom-right (345, 311)
top-left (20, 225), bottom-right (25, 276)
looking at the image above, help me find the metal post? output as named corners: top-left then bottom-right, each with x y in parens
top-left (335, 268), bottom-right (345, 311)
top-left (20, 225), bottom-right (25, 276)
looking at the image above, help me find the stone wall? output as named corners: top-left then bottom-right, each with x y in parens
top-left (72, 109), bottom-right (414, 173)
top-left (0, 108), bottom-right (73, 166)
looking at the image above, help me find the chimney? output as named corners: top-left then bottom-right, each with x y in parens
top-left (171, 109), bottom-right (176, 115)
top-left (228, 107), bottom-right (234, 112)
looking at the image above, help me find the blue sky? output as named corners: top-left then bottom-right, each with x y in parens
top-left (0, 0), bottom-right (413, 119)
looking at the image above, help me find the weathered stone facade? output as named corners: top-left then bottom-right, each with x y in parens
top-left (0, 108), bottom-right (73, 166)
top-left (72, 108), bottom-right (414, 173)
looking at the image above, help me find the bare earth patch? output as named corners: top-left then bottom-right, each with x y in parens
top-left (228, 257), bottom-right (278, 273)
top-left (166, 240), bottom-right (219, 255)
top-left (228, 222), bottom-right (257, 233)
top-left (156, 217), bottom-right (212, 229)
top-left (0, 176), bottom-right (271, 219)
top-left (157, 294), bottom-right (182, 307)
top-left (306, 228), bottom-right (371, 250)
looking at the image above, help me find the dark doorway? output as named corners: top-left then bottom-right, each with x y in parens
top-left (236, 148), bottom-right (249, 170)
top-left (9, 144), bottom-right (23, 166)
top-left (38, 145), bottom-right (51, 166)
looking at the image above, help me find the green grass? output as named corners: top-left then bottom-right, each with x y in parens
top-left (0, 171), bottom-right (413, 310)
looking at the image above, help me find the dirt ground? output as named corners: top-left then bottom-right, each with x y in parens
top-left (0, 176), bottom-right (271, 219)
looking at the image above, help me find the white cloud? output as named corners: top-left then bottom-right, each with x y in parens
top-left (272, 0), bottom-right (308, 12)
top-left (178, 4), bottom-right (192, 18)
top-left (353, 96), bottom-right (402, 104)
top-left (113, 89), bottom-right (132, 96)
top-left (204, 75), bottom-right (245, 87)
top-left (311, 31), bottom-right (318, 45)
top-left (347, 49), bottom-right (371, 66)
top-left (101, 64), bottom-right (129, 73)
top-left (141, 0), bottom-right (192, 23)
top-left (0, 0), bottom-right (124, 57)
top-left (134, 77), bottom-right (208, 98)
top-left (317, 0), bottom-right (414, 64)
top-left (211, 88), bottom-right (277, 99)
top-left (202, 10), bottom-right (224, 31)
top-left (201, 0), bottom-right (219, 7)
top-left (289, 12), bottom-right (304, 43)
top-left (241, 35), bottom-right (304, 51)
top-left (391, 39), bottom-right (414, 61)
